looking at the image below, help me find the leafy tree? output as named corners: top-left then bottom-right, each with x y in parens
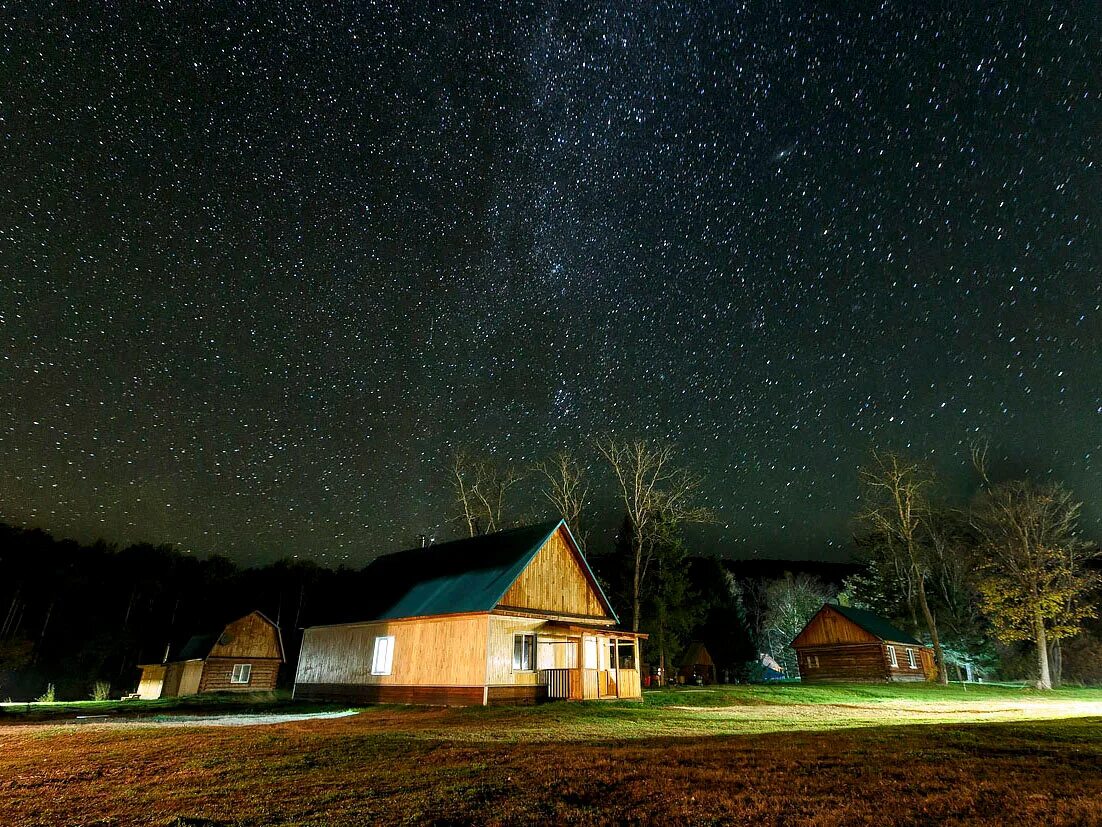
top-left (687, 558), bottom-right (758, 681)
top-left (640, 521), bottom-right (698, 682)
top-left (970, 480), bottom-right (1099, 689)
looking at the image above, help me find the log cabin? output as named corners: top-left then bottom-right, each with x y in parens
top-left (792, 604), bottom-right (936, 683)
top-left (134, 610), bottom-right (284, 699)
top-left (293, 520), bottom-right (646, 705)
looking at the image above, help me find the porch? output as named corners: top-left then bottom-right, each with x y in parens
top-left (536, 625), bottom-right (645, 701)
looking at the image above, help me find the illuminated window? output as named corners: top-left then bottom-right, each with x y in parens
top-left (887, 645), bottom-right (898, 668)
top-left (512, 633), bottom-right (535, 671)
top-left (371, 635), bottom-right (395, 675)
top-left (907, 648), bottom-right (917, 669)
top-left (230, 663), bottom-right (251, 684)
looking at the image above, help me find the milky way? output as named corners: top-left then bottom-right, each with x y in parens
top-left (1, 3), bottom-right (1099, 563)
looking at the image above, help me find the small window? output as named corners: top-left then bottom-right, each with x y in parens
top-left (230, 663), bottom-right (252, 684)
top-left (512, 633), bottom-right (535, 671)
top-left (887, 645), bottom-right (898, 668)
top-left (807, 655), bottom-right (819, 669)
top-left (371, 635), bottom-right (395, 675)
top-left (907, 648), bottom-right (917, 669)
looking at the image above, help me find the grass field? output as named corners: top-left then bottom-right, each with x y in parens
top-left (0, 690), bottom-right (328, 724)
top-left (1, 683), bottom-right (1100, 825)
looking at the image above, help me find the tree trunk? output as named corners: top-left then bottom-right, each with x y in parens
top-left (632, 539), bottom-right (642, 632)
top-left (915, 578), bottom-right (948, 685)
top-left (1034, 612), bottom-right (1052, 690)
top-left (658, 606), bottom-right (667, 686)
top-left (1048, 639), bottom-right (1062, 688)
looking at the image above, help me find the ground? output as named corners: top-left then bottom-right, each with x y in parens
top-left (1, 684), bottom-right (1100, 826)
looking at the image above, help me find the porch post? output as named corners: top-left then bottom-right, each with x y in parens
top-left (612, 636), bottom-right (620, 698)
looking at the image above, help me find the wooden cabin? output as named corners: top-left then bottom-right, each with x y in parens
top-left (294, 520), bottom-right (646, 705)
top-left (134, 610), bottom-right (284, 699)
top-left (792, 604), bottom-right (936, 683)
top-left (678, 642), bottom-right (716, 684)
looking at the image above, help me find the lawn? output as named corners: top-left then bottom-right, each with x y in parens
top-left (1, 683), bottom-right (1100, 826)
top-left (0, 690), bottom-right (334, 724)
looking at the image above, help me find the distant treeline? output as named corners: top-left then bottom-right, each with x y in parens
top-left (0, 523), bottom-right (384, 700)
top-left (0, 521), bottom-right (863, 701)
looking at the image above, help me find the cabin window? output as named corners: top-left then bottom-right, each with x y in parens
top-left (371, 635), bottom-right (395, 675)
top-left (512, 633), bottom-right (535, 672)
top-left (907, 648), bottom-right (917, 669)
top-left (230, 663), bottom-right (252, 684)
top-left (887, 645), bottom-right (898, 668)
top-left (806, 655), bottom-right (819, 669)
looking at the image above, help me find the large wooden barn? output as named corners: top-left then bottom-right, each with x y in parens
top-left (135, 610), bottom-right (284, 699)
top-left (294, 520), bottom-right (645, 705)
top-left (792, 604), bottom-right (936, 683)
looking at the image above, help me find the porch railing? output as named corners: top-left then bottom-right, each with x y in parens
top-left (541, 668), bottom-right (575, 700)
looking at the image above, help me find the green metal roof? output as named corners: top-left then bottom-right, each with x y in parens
top-left (358, 520), bottom-right (617, 623)
top-left (830, 604), bottom-right (922, 645)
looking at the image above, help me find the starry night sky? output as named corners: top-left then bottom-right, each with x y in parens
top-left (2, 3), bottom-right (1099, 564)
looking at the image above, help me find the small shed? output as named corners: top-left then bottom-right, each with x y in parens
top-left (135, 610), bottom-right (284, 699)
top-left (678, 642), bottom-right (716, 684)
top-left (791, 604), bottom-right (935, 683)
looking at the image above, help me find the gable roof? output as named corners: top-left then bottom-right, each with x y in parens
top-left (175, 633), bottom-right (217, 661)
top-left (680, 641), bottom-right (714, 667)
top-left (357, 520), bottom-right (617, 623)
top-left (169, 610), bottom-right (283, 662)
top-left (827, 604), bottom-right (923, 646)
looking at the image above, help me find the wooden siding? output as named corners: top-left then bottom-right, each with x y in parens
top-left (295, 614), bottom-right (489, 688)
top-left (487, 685), bottom-right (545, 705)
top-left (497, 527), bottom-right (611, 620)
top-left (885, 644), bottom-right (935, 683)
top-left (295, 683), bottom-right (485, 706)
top-left (792, 606), bottom-right (880, 647)
top-left (618, 668), bottom-right (641, 699)
top-left (198, 657), bottom-right (280, 693)
top-left (136, 665), bottom-right (165, 700)
top-left (160, 660), bottom-right (203, 697)
top-left (486, 616), bottom-right (545, 686)
top-left (207, 612), bottom-right (282, 661)
top-left (795, 643), bottom-right (889, 682)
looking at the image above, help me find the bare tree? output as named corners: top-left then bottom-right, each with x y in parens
top-left (596, 437), bottom-right (711, 631)
top-left (857, 450), bottom-right (948, 684)
top-left (534, 450), bottom-right (590, 542)
top-left (761, 574), bottom-right (836, 678)
top-left (970, 480), bottom-right (1099, 690)
top-left (450, 449), bottom-right (524, 537)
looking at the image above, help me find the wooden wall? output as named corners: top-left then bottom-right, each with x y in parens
top-left (792, 606), bottom-right (880, 647)
top-left (796, 641), bottom-right (935, 683)
top-left (795, 643), bottom-right (889, 682)
top-left (296, 683), bottom-right (486, 706)
top-left (884, 644), bottom-right (934, 682)
top-left (295, 614), bottom-right (488, 688)
top-left (497, 528), bottom-right (611, 620)
top-left (198, 657), bottom-right (280, 693)
top-left (136, 665), bottom-right (165, 700)
top-left (486, 616), bottom-right (544, 686)
top-left (207, 612), bottom-right (282, 660)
